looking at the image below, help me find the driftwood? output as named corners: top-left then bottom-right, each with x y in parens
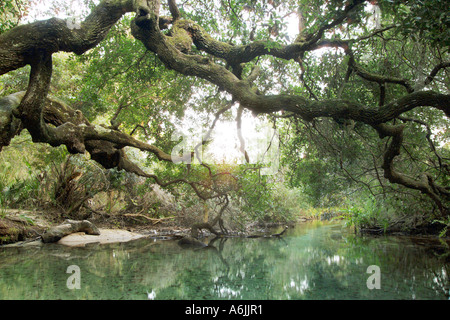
top-left (246, 225), bottom-right (289, 238)
top-left (177, 226), bottom-right (290, 252)
top-left (271, 225), bottom-right (289, 237)
top-left (41, 219), bottom-right (100, 243)
top-left (191, 222), bottom-right (221, 238)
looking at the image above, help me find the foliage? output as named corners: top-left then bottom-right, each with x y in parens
top-left (343, 195), bottom-right (391, 231)
top-left (0, 0), bottom-right (27, 33)
top-left (433, 217), bottom-right (450, 238)
top-left (0, 0), bottom-right (448, 232)
top-left (379, 0), bottom-right (450, 48)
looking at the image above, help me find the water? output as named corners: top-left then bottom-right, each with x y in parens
top-left (0, 221), bottom-right (448, 300)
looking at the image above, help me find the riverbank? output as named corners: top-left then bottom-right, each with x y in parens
top-left (1, 207), bottom-right (447, 247)
top-left (0, 208), bottom-right (186, 246)
top-left (0, 208), bottom-right (306, 246)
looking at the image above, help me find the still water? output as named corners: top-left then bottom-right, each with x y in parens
top-left (0, 221), bottom-right (448, 299)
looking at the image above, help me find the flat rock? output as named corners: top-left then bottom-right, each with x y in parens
top-left (57, 228), bottom-right (145, 247)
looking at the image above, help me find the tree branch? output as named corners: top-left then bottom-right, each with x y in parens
top-left (131, 12), bottom-right (449, 125)
top-left (305, 0), bottom-right (367, 46)
top-left (374, 123), bottom-right (449, 216)
top-left (346, 50), bottom-right (414, 93)
top-left (0, 0), bottom-right (136, 75)
top-left (424, 61), bottom-right (450, 86)
top-left (168, 0), bottom-right (181, 21)
top-left (397, 116), bottom-right (447, 172)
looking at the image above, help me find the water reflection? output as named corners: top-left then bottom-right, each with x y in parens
top-left (0, 221), bottom-right (448, 300)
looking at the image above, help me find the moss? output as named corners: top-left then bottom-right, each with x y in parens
top-left (0, 217), bottom-right (44, 245)
top-left (166, 19), bottom-right (193, 53)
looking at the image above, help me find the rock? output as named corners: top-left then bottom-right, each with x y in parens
top-left (57, 228), bottom-right (144, 247)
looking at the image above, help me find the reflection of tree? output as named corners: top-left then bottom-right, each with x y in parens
top-left (207, 237), bottom-right (229, 269)
top-left (0, 223), bottom-right (448, 299)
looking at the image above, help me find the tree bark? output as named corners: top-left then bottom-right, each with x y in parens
top-left (0, 92), bottom-right (24, 151)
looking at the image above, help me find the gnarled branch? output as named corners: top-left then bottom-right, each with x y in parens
top-left (0, 0), bottom-right (136, 76)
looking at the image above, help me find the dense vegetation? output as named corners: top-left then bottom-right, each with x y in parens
top-left (0, 0), bottom-right (449, 237)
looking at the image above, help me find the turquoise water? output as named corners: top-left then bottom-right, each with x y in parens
top-left (0, 221), bottom-right (448, 300)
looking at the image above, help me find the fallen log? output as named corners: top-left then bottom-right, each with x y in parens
top-left (41, 219), bottom-right (100, 243)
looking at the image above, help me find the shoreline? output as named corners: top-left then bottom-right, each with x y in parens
top-left (1, 208), bottom-right (448, 248)
top-left (0, 208), bottom-right (301, 247)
